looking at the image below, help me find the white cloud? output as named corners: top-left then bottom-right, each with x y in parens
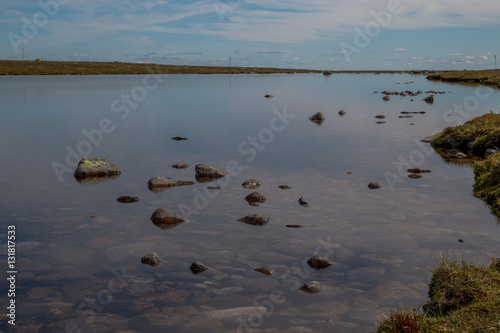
top-left (481, 55), bottom-right (488, 60)
top-left (411, 56), bottom-right (423, 60)
top-left (450, 53), bottom-right (463, 56)
top-left (394, 48), bottom-right (407, 52)
top-left (466, 56), bottom-right (475, 59)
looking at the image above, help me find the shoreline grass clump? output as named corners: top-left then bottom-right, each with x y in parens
top-left (473, 152), bottom-right (500, 216)
top-left (427, 69), bottom-right (500, 87)
top-left (376, 255), bottom-right (500, 332)
top-left (431, 112), bottom-right (500, 156)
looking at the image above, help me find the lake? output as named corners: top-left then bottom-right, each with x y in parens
top-left (1, 73), bottom-right (499, 332)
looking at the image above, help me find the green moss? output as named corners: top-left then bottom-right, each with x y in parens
top-left (376, 256), bottom-right (500, 332)
top-left (473, 152), bottom-right (500, 215)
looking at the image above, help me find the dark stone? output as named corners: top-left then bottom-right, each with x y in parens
top-left (298, 196), bottom-right (309, 207)
top-left (376, 121), bottom-right (386, 124)
top-left (245, 192), bottom-right (266, 204)
top-left (265, 94), bottom-right (273, 98)
top-left (300, 281), bottom-right (324, 294)
top-left (254, 267), bottom-right (274, 276)
top-left (423, 95), bottom-right (434, 103)
top-left (190, 261), bottom-right (208, 274)
top-left (171, 163), bottom-right (190, 169)
top-left (74, 157), bottom-right (121, 179)
top-left (307, 254), bottom-right (333, 270)
top-left (141, 253), bottom-right (160, 267)
top-left (323, 71), bottom-right (333, 76)
top-left (407, 168), bottom-right (431, 173)
top-left (172, 136), bottom-right (188, 141)
top-left (207, 186), bottom-right (221, 190)
top-left (238, 214), bottom-right (270, 226)
top-left (148, 177), bottom-right (195, 190)
top-left (408, 174), bottom-right (423, 179)
top-left (309, 111), bottom-right (325, 124)
top-left (368, 182), bottom-right (381, 189)
top-left (279, 185), bottom-right (291, 189)
top-left (399, 115), bottom-right (413, 118)
top-left (383, 96), bottom-right (391, 101)
top-left (338, 110), bottom-right (346, 116)
top-left (151, 208), bottom-right (185, 229)
top-left (242, 179), bottom-right (262, 189)
top-left (286, 224), bottom-right (304, 228)
top-left (117, 196), bottom-right (140, 203)
top-left (195, 164), bottom-right (227, 178)
top-left (375, 115), bottom-right (385, 119)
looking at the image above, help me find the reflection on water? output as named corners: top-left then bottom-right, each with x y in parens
top-left (1, 74), bottom-right (500, 332)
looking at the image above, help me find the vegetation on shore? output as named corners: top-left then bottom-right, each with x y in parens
top-left (376, 255), bottom-right (500, 332)
top-left (473, 153), bottom-right (500, 216)
top-left (427, 69), bottom-right (500, 87)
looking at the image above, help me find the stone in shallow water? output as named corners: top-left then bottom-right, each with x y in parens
top-left (298, 196), bottom-right (309, 207)
top-left (253, 267), bottom-right (274, 276)
top-left (195, 164), bottom-right (227, 178)
top-left (141, 253), bottom-right (160, 267)
top-left (237, 214), bottom-right (270, 226)
top-left (171, 163), bottom-right (189, 169)
top-left (368, 182), bottom-right (381, 189)
top-left (300, 281), bottom-right (324, 294)
top-left (279, 185), bottom-right (292, 189)
top-left (74, 157), bottom-right (121, 179)
top-left (242, 179), bottom-right (262, 189)
top-left (117, 196), bottom-right (140, 203)
top-left (150, 208), bottom-right (185, 229)
top-left (245, 192), bottom-right (266, 204)
top-left (147, 177), bottom-right (194, 189)
top-left (307, 254), bottom-right (333, 270)
top-left (190, 261), bottom-right (208, 274)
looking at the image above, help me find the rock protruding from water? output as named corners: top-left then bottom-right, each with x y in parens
top-left (383, 96), bottom-right (391, 101)
top-left (141, 253), bottom-right (160, 267)
top-left (309, 111), bottom-right (325, 124)
top-left (368, 182), bottom-right (381, 189)
top-left (254, 267), bottom-right (274, 276)
top-left (172, 136), bottom-right (188, 141)
top-left (150, 208), bottom-right (185, 229)
top-left (265, 94), bottom-right (273, 98)
top-left (307, 254), bottom-right (333, 270)
top-left (242, 179), bottom-right (262, 189)
top-left (407, 168), bottom-right (431, 173)
top-left (279, 185), bottom-right (291, 189)
top-left (74, 157), bottom-right (121, 179)
top-left (423, 95), bottom-right (434, 104)
top-left (338, 110), bottom-right (346, 116)
top-left (300, 281), bottom-right (324, 294)
top-left (171, 163), bottom-right (190, 169)
top-left (148, 177), bottom-right (195, 190)
top-left (238, 214), bottom-right (270, 226)
top-left (245, 192), bottom-right (266, 204)
top-left (195, 164), bottom-right (227, 179)
top-left (298, 196), bottom-right (309, 207)
top-left (190, 261), bottom-right (208, 274)
top-left (117, 196), bottom-right (140, 203)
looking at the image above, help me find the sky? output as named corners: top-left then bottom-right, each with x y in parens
top-left (1, 0), bottom-right (499, 70)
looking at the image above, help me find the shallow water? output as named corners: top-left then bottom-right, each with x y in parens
top-left (1, 73), bottom-right (500, 332)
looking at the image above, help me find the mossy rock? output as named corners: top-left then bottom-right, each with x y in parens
top-left (74, 157), bottom-right (121, 179)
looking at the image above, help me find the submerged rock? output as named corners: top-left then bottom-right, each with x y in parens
top-left (300, 281), bottom-right (324, 294)
top-left (148, 177), bottom-right (194, 190)
top-left (307, 254), bottom-right (333, 270)
top-left (117, 196), bottom-right (140, 203)
top-left (141, 253), bottom-right (160, 267)
top-left (309, 111), bottom-right (325, 124)
top-left (368, 182), bottom-right (381, 189)
top-left (383, 96), bottom-right (391, 101)
top-left (286, 224), bottom-right (304, 228)
top-left (407, 168), bottom-right (431, 173)
top-left (151, 208), bottom-right (185, 229)
top-left (74, 157), bottom-right (121, 179)
top-left (190, 261), bottom-right (208, 274)
top-left (279, 185), bottom-right (291, 189)
top-left (238, 214), bottom-right (270, 226)
top-left (245, 192), bottom-right (266, 204)
top-left (171, 163), bottom-right (190, 169)
top-left (298, 196), bottom-right (309, 207)
top-left (408, 174), bottom-right (423, 179)
top-left (242, 179), bottom-right (262, 189)
top-left (375, 115), bottom-right (385, 119)
top-left (423, 95), bottom-right (434, 103)
top-left (254, 267), bottom-right (274, 276)
top-left (172, 136), bottom-right (188, 141)
top-left (195, 164), bottom-right (227, 178)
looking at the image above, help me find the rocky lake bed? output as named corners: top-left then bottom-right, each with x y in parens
top-left (1, 72), bottom-right (500, 332)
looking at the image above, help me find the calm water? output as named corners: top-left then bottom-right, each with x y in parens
top-left (1, 73), bottom-right (500, 332)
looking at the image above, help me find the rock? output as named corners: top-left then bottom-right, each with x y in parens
top-left (298, 196), bottom-right (309, 207)
top-left (376, 121), bottom-right (386, 124)
top-left (238, 214), bottom-right (270, 226)
top-left (245, 192), bottom-right (266, 204)
top-left (172, 136), bottom-right (188, 141)
top-left (254, 267), bottom-right (274, 276)
top-left (382, 96), bottom-right (391, 101)
top-left (148, 177), bottom-right (195, 189)
top-left (375, 115), bottom-right (385, 119)
top-left (242, 179), bottom-right (262, 189)
top-left (74, 157), bottom-right (121, 179)
top-left (323, 71), bottom-right (333, 76)
top-left (300, 281), bottom-right (324, 294)
top-left (455, 152), bottom-right (467, 158)
top-left (368, 182), bottom-right (381, 189)
top-left (399, 115), bottom-right (413, 118)
top-left (307, 254), bottom-right (333, 270)
top-left (338, 110), bottom-right (346, 116)
top-left (151, 208), bottom-right (185, 229)
top-left (117, 196), bottom-right (140, 203)
top-left (309, 111), bottom-right (325, 123)
top-left (408, 174), bottom-right (422, 179)
top-left (485, 148), bottom-right (500, 157)
top-left (171, 163), bottom-right (190, 169)
top-left (195, 164), bottom-right (227, 178)
top-left (207, 186), bottom-right (221, 190)
top-left (190, 261), bottom-right (208, 274)
top-left (407, 168), bottom-right (431, 173)
top-left (141, 253), bottom-right (160, 267)
top-left (423, 95), bottom-right (434, 103)
top-left (286, 224), bottom-right (304, 228)
top-left (265, 94), bottom-right (273, 98)
top-left (279, 185), bottom-right (291, 189)
top-left (35, 58), bottom-right (44, 62)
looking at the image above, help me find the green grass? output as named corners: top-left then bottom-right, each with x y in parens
top-left (473, 152), bottom-right (500, 216)
top-left (427, 69), bottom-right (500, 87)
top-left (376, 255), bottom-right (500, 333)
top-left (431, 112), bottom-right (500, 155)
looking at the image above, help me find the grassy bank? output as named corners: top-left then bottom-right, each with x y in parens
top-left (376, 255), bottom-right (500, 332)
top-left (427, 69), bottom-right (500, 87)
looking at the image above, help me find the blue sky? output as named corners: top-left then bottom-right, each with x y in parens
top-left (1, 0), bottom-right (499, 70)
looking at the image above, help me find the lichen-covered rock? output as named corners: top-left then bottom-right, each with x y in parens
top-left (141, 253), bottom-right (160, 267)
top-left (242, 179), bottom-right (262, 189)
top-left (74, 157), bottom-right (121, 179)
top-left (151, 208), bottom-right (185, 229)
top-left (189, 261), bottom-right (208, 274)
top-left (238, 214), bottom-right (270, 226)
top-left (195, 164), bottom-right (227, 178)
top-left (307, 254), bottom-right (333, 270)
top-left (300, 281), bottom-right (324, 294)
top-left (147, 177), bottom-right (194, 189)
top-left (309, 111), bottom-right (325, 123)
